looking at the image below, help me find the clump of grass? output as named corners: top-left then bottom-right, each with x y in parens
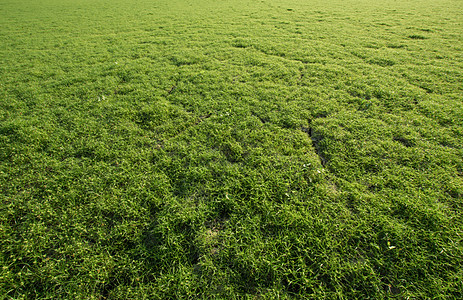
top-left (409, 34), bottom-right (427, 40)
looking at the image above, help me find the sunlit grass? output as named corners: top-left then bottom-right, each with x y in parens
top-left (1, 0), bottom-right (462, 298)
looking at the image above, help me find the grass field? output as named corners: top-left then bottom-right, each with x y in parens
top-left (1, 0), bottom-right (462, 298)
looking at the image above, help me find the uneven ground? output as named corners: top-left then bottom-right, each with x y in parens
top-left (1, 0), bottom-right (462, 298)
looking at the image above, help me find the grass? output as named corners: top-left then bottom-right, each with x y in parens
top-left (1, 0), bottom-right (462, 298)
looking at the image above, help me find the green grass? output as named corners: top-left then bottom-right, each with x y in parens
top-left (1, 0), bottom-right (462, 298)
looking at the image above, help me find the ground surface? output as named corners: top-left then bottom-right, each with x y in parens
top-left (1, 0), bottom-right (462, 298)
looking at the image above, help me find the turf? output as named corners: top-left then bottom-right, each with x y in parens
top-left (1, 0), bottom-right (462, 298)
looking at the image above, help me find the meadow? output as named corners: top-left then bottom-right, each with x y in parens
top-left (1, 0), bottom-right (462, 298)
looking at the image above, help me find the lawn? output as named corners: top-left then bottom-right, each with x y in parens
top-left (1, 0), bottom-right (462, 298)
